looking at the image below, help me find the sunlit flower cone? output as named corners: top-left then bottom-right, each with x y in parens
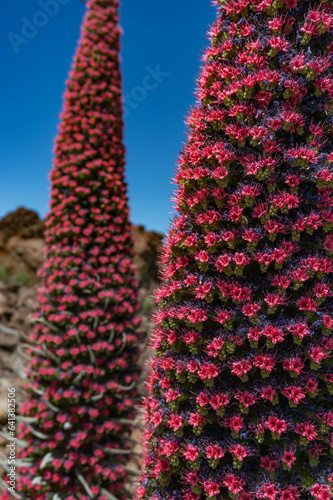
top-left (0, 1), bottom-right (141, 499)
top-left (137, 0), bottom-right (333, 499)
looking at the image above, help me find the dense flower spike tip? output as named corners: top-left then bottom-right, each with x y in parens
top-left (0, 1), bottom-right (141, 499)
top-left (138, 0), bottom-right (333, 499)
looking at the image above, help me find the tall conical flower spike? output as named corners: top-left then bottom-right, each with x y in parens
top-left (138, 0), bottom-right (333, 499)
top-left (0, 1), bottom-right (141, 499)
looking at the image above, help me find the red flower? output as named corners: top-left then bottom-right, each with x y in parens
top-left (263, 325), bottom-right (286, 344)
top-left (254, 354), bottom-right (276, 373)
top-left (165, 389), bottom-right (181, 402)
top-left (215, 253), bottom-right (231, 271)
top-left (281, 448), bottom-right (296, 468)
top-left (203, 480), bottom-right (220, 498)
top-left (210, 393), bottom-right (230, 410)
top-left (195, 250), bottom-right (210, 263)
top-left (264, 293), bottom-right (286, 308)
top-left (198, 363), bottom-right (219, 381)
top-left (257, 483), bottom-right (278, 500)
top-left (265, 415), bottom-right (287, 435)
top-left (309, 346), bottom-right (328, 364)
top-left (216, 309), bottom-right (232, 324)
top-left (230, 414), bottom-right (245, 433)
top-left (297, 295), bottom-right (317, 312)
top-left (229, 444), bottom-right (249, 461)
top-left (268, 16), bottom-right (285, 32)
top-left (183, 470), bottom-right (199, 487)
top-left (242, 302), bottom-right (261, 317)
top-left (231, 359), bottom-right (252, 378)
top-left (324, 235), bottom-right (333, 252)
top-left (261, 386), bottom-right (276, 402)
top-left (188, 413), bottom-right (206, 428)
top-left (287, 322), bottom-right (310, 340)
top-left (235, 390), bottom-right (257, 408)
top-left (223, 474), bottom-right (244, 494)
top-left (187, 308), bottom-right (208, 324)
top-left (295, 422), bottom-right (318, 441)
top-left (311, 484), bottom-right (332, 500)
top-left (196, 392), bottom-right (210, 407)
top-left (183, 330), bottom-right (200, 345)
top-left (206, 336), bottom-right (225, 357)
top-left (283, 357), bottom-right (304, 375)
top-left (323, 315), bottom-right (333, 329)
top-left (281, 385), bottom-right (306, 405)
top-left (151, 410), bottom-right (163, 427)
top-left (159, 440), bottom-right (179, 457)
top-left (183, 445), bottom-right (200, 462)
top-left (205, 444), bottom-right (224, 460)
top-left (234, 252), bottom-right (251, 266)
top-left (195, 282), bottom-right (212, 299)
top-left (168, 414), bottom-right (183, 431)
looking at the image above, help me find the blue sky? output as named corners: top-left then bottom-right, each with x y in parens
top-left (0, 0), bottom-right (215, 233)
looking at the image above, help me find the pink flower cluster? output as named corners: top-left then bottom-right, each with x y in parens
top-left (1, 1), bottom-right (140, 499)
top-left (138, 0), bottom-right (333, 498)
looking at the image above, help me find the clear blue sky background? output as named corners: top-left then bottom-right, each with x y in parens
top-left (0, 0), bottom-right (215, 233)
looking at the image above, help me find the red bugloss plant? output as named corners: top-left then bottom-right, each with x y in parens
top-left (137, 0), bottom-right (333, 499)
top-left (0, 1), bottom-right (141, 499)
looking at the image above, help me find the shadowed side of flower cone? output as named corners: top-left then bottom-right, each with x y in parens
top-left (0, 1), bottom-right (141, 499)
top-left (137, 0), bottom-right (333, 499)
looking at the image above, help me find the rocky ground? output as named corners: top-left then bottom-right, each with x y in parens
top-left (0, 207), bottom-right (162, 471)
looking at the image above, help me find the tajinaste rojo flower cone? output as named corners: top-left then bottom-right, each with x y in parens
top-left (137, 0), bottom-right (333, 499)
top-left (0, 1), bottom-right (141, 499)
